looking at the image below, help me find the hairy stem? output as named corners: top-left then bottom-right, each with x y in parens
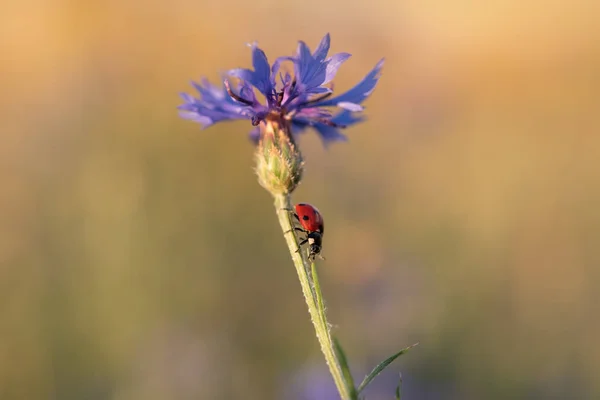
top-left (274, 194), bottom-right (353, 400)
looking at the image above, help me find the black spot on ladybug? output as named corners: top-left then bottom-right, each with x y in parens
top-left (303, 215), bottom-right (309, 220)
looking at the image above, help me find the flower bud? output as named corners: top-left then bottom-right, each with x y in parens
top-left (255, 120), bottom-right (304, 195)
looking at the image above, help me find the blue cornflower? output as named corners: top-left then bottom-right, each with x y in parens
top-left (178, 33), bottom-right (383, 145)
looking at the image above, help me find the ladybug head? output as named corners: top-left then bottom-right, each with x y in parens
top-left (309, 242), bottom-right (321, 255)
top-left (307, 232), bottom-right (323, 260)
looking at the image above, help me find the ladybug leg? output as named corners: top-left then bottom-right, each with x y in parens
top-left (281, 209), bottom-right (300, 221)
top-left (284, 214), bottom-right (302, 234)
top-left (295, 237), bottom-right (308, 254)
top-left (307, 250), bottom-right (326, 262)
top-left (284, 227), bottom-right (305, 234)
top-left (308, 253), bottom-right (325, 262)
top-left (295, 239), bottom-right (307, 252)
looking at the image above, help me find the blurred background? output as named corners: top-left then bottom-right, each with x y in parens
top-left (1, 0), bottom-right (599, 399)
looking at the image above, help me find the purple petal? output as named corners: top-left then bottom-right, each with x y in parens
top-left (313, 124), bottom-right (349, 144)
top-left (295, 40), bottom-right (314, 82)
top-left (191, 79), bottom-right (220, 100)
top-left (271, 56), bottom-right (294, 83)
top-left (177, 104), bottom-right (237, 126)
top-left (337, 102), bottom-right (363, 112)
top-left (308, 87), bottom-right (332, 95)
top-left (331, 110), bottom-right (365, 126)
top-left (303, 69), bottom-right (329, 93)
top-left (228, 68), bottom-right (254, 84)
top-left (180, 92), bottom-right (196, 104)
top-left (295, 107), bottom-right (332, 119)
top-left (251, 46), bottom-right (271, 91)
top-left (190, 78), bottom-right (238, 106)
top-left (229, 45), bottom-right (274, 96)
top-left (295, 39), bottom-right (332, 91)
top-left (178, 80), bottom-right (255, 128)
top-left (239, 81), bottom-right (258, 104)
top-left (324, 53), bottom-right (351, 84)
top-left (291, 118), bottom-right (348, 143)
top-left (178, 111), bottom-right (214, 127)
top-left (292, 37), bottom-right (352, 95)
top-left (290, 110), bottom-right (356, 144)
top-left (312, 59), bottom-right (384, 107)
top-left (248, 126), bottom-right (261, 143)
top-left (312, 33), bottom-right (331, 62)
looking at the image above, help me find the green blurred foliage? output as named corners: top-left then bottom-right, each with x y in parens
top-left (1, 1), bottom-right (599, 399)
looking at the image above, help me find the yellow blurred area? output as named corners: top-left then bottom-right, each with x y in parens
top-left (1, 0), bottom-right (599, 399)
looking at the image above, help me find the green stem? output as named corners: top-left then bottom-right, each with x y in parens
top-left (274, 194), bottom-right (353, 400)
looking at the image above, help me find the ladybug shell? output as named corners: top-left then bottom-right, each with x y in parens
top-left (295, 203), bottom-right (324, 234)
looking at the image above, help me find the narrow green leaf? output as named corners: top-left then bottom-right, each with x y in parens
top-left (357, 343), bottom-right (418, 394)
top-left (333, 337), bottom-right (358, 399)
top-left (395, 373), bottom-right (403, 400)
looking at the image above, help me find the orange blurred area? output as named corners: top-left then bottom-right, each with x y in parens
top-left (1, 1), bottom-right (599, 399)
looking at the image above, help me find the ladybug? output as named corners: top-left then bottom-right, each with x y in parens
top-left (287, 203), bottom-right (325, 260)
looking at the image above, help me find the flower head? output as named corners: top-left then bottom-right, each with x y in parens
top-left (179, 34), bottom-right (383, 145)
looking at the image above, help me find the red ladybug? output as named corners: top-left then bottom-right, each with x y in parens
top-left (288, 203), bottom-right (325, 260)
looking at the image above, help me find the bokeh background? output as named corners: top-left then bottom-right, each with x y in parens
top-left (2, 0), bottom-right (599, 399)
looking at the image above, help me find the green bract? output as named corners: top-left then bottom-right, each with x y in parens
top-left (255, 120), bottom-right (304, 195)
